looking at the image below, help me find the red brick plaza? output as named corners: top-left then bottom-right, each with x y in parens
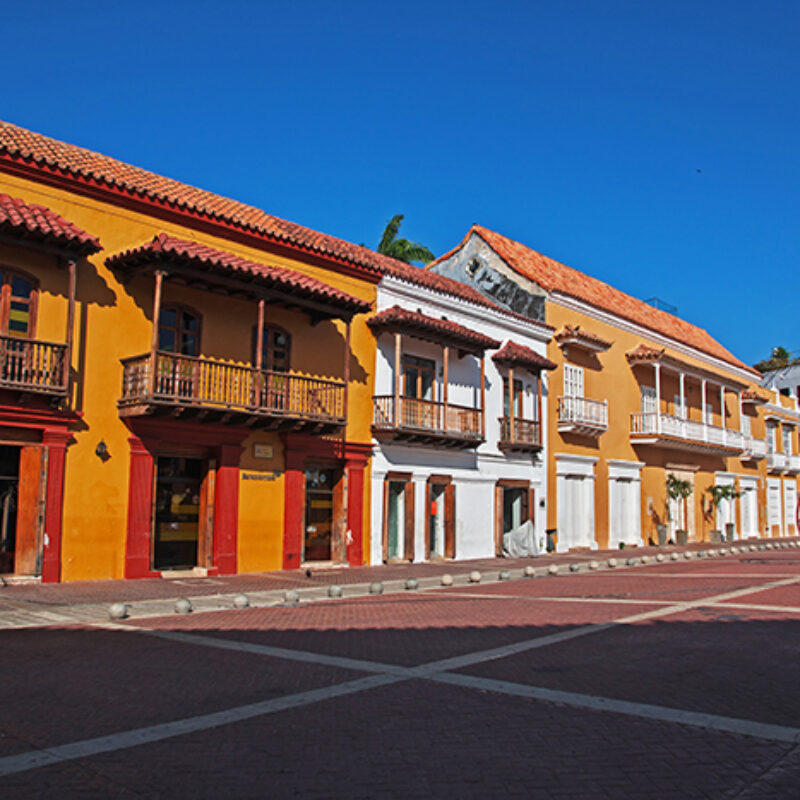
top-left (2, 546), bottom-right (799, 798)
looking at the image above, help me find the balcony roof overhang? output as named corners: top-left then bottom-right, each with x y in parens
top-left (492, 340), bottom-right (557, 372)
top-left (554, 324), bottom-right (612, 354)
top-left (0, 192), bottom-right (102, 257)
top-left (368, 305), bottom-right (501, 356)
top-left (106, 234), bottom-right (371, 323)
top-left (626, 344), bottom-right (750, 390)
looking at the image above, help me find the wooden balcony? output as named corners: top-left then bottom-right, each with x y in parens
top-left (119, 352), bottom-right (346, 433)
top-left (741, 436), bottom-right (767, 461)
top-left (372, 395), bottom-right (483, 448)
top-left (0, 334), bottom-right (68, 397)
top-left (498, 416), bottom-right (542, 453)
top-left (557, 396), bottom-right (608, 436)
top-left (630, 412), bottom-right (744, 456)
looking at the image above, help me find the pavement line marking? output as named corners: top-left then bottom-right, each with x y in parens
top-left (703, 601), bottom-right (800, 615)
top-left (431, 673), bottom-right (800, 744)
top-left (4, 572), bottom-right (798, 776)
top-left (0, 673), bottom-right (403, 778)
top-left (441, 592), bottom-right (681, 605)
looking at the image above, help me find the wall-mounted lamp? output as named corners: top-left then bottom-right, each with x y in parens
top-left (95, 440), bottom-right (110, 461)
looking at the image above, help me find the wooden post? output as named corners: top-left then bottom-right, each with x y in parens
top-left (343, 318), bottom-right (351, 421)
top-left (480, 353), bottom-right (486, 438)
top-left (64, 259), bottom-right (76, 393)
top-left (508, 366), bottom-right (515, 443)
top-left (442, 345), bottom-right (449, 432)
top-left (253, 298), bottom-right (265, 407)
top-left (394, 331), bottom-right (401, 427)
top-left (720, 384), bottom-right (726, 444)
top-left (149, 270), bottom-right (165, 397)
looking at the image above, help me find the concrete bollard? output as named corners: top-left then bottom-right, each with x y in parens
top-left (109, 602), bottom-right (129, 620)
top-left (441, 574), bottom-right (454, 586)
top-left (405, 578), bottom-right (419, 590)
top-left (683, 551), bottom-right (693, 559)
top-left (328, 584), bottom-right (343, 598)
top-left (232, 594), bottom-right (250, 609)
top-left (174, 598), bottom-right (192, 615)
top-left (523, 565), bottom-right (536, 578)
top-left (284, 589), bottom-right (300, 604)
top-left (547, 564), bottom-right (559, 575)
top-left (588, 560), bottom-right (600, 570)
top-left (469, 571), bottom-right (482, 583)
top-left (498, 570), bottom-right (511, 581)
top-left (369, 581), bottom-right (384, 595)
top-left (607, 558), bottom-right (617, 568)
top-left (569, 563), bottom-right (581, 573)
top-left (670, 552), bottom-right (680, 561)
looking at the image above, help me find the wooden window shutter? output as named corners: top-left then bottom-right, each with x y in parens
top-left (444, 483), bottom-right (456, 558)
top-left (404, 481), bottom-right (415, 561)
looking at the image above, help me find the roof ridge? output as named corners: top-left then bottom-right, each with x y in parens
top-left (0, 119), bottom-right (403, 277)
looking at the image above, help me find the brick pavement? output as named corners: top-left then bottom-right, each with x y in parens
top-left (1, 546), bottom-right (799, 798)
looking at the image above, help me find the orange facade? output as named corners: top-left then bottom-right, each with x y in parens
top-left (0, 120), bottom-right (383, 582)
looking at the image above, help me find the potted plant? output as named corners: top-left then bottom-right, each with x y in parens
top-left (666, 474), bottom-right (693, 545)
top-left (707, 484), bottom-right (744, 543)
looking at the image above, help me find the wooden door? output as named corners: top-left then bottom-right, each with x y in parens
top-left (444, 483), bottom-right (456, 558)
top-left (404, 480), bottom-right (415, 560)
top-left (15, 446), bottom-right (43, 575)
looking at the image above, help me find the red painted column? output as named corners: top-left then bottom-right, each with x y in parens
top-left (283, 449), bottom-right (305, 570)
top-left (213, 443), bottom-right (244, 575)
top-left (346, 458), bottom-right (365, 566)
top-left (41, 429), bottom-right (70, 583)
top-left (124, 436), bottom-right (158, 579)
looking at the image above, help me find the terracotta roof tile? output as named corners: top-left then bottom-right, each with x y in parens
top-left (741, 389), bottom-right (769, 405)
top-left (367, 305), bottom-right (501, 353)
top-left (437, 225), bottom-right (755, 375)
top-left (492, 340), bottom-right (557, 371)
top-left (0, 192), bottom-right (101, 254)
top-left (0, 120), bottom-right (399, 276)
top-left (626, 344), bottom-right (666, 363)
top-left (106, 234), bottom-right (371, 314)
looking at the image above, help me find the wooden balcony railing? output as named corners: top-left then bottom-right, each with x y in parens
top-left (372, 395), bottom-right (483, 448)
top-left (120, 351), bottom-right (345, 428)
top-left (0, 334), bottom-right (68, 396)
top-left (498, 416), bottom-right (542, 451)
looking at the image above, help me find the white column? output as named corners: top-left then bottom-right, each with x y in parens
top-left (654, 363), bottom-right (662, 434)
top-left (679, 372), bottom-right (686, 437)
top-left (701, 379), bottom-right (707, 441)
top-left (737, 391), bottom-right (743, 434)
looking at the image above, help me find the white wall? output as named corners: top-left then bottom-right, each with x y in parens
top-left (370, 276), bottom-right (552, 562)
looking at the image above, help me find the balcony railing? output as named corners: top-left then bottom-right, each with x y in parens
top-left (631, 412), bottom-right (744, 454)
top-left (766, 451), bottom-right (788, 472)
top-left (499, 416), bottom-right (542, 452)
top-left (120, 352), bottom-right (345, 429)
top-left (0, 334), bottom-right (68, 396)
top-left (787, 454), bottom-right (800, 474)
top-left (557, 396), bottom-right (608, 435)
top-left (372, 395), bottom-right (483, 448)
top-left (741, 435), bottom-right (767, 460)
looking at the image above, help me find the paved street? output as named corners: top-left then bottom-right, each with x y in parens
top-left (2, 543), bottom-right (800, 798)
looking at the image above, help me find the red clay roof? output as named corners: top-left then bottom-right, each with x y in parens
top-left (0, 192), bottom-right (101, 254)
top-left (492, 341), bottom-right (557, 371)
top-left (0, 120), bottom-right (400, 277)
top-left (433, 225), bottom-right (755, 375)
top-left (626, 344), bottom-right (665, 363)
top-left (367, 305), bottom-right (501, 353)
top-left (741, 389), bottom-right (769, 405)
top-left (106, 234), bottom-right (371, 314)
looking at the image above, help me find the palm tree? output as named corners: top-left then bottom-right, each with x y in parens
top-left (376, 214), bottom-right (434, 265)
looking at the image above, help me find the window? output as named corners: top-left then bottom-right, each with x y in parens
top-left (402, 355), bottom-right (435, 400)
top-left (159, 306), bottom-right (200, 356)
top-left (673, 395), bottom-right (686, 419)
top-left (782, 426), bottom-right (793, 455)
top-left (564, 365), bottom-right (583, 398)
top-left (0, 270), bottom-right (36, 338)
top-left (254, 325), bottom-right (291, 372)
top-left (503, 377), bottom-right (523, 419)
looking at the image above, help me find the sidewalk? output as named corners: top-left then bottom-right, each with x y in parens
top-left (1, 537), bottom-right (796, 629)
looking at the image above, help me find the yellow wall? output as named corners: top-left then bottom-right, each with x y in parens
top-left (0, 171), bottom-right (376, 580)
top-left (545, 300), bottom-right (799, 548)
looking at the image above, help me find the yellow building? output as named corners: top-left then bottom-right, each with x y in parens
top-left (0, 120), bottom-right (388, 582)
top-left (430, 225), bottom-right (799, 550)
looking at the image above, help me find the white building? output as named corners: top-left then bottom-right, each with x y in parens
top-left (368, 263), bottom-right (555, 563)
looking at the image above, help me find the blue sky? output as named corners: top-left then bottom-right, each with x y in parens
top-left (4, 0), bottom-right (798, 365)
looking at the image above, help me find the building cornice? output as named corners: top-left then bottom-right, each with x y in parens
top-left (550, 292), bottom-right (760, 385)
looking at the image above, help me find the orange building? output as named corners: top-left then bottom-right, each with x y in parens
top-left (430, 225), bottom-right (800, 550)
top-left (0, 120), bottom-right (389, 582)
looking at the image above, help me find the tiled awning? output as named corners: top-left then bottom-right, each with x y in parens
top-left (492, 340), bottom-right (556, 371)
top-left (0, 193), bottom-right (101, 255)
top-left (107, 234), bottom-right (371, 320)
top-left (368, 305), bottom-right (500, 355)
